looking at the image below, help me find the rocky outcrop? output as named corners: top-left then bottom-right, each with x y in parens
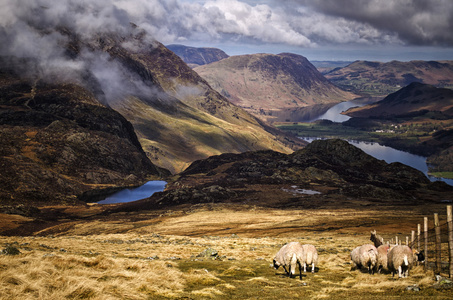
top-left (150, 139), bottom-right (442, 207)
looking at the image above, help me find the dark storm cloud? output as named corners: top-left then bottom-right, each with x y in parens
top-left (289, 0), bottom-right (453, 46)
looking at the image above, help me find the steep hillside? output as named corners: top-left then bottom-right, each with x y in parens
top-left (345, 82), bottom-right (453, 118)
top-left (194, 53), bottom-right (358, 123)
top-left (0, 65), bottom-right (163, 206)
top-left (83, 36), bottom-right (302, 173)
top-left (325, 60), bottom-right (453, 96)
top-left (166, 44), bottom-right (229, 68)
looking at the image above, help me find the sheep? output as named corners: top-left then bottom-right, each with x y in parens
top-left (350, 244), bottom-right (378, 274)
top-left (375, 244), bottom-right (391, 273)
top-left (387, 245), bottom-right (415, 278)
top-left (370, 230), bottom-right (384, 247)
top-left (301, 244), bottom-right (318, 273)
top-left (273, 242), bottom-right (304, 279)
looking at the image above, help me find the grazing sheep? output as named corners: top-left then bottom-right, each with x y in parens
top-left (415, 250), bottom-right (425, 263)
top-left (376, 244), bottom-right (391, 273)
top-left (350, 244), bottom-right (378, 274)
top-left (387, 245), bottom-right (415, 278)
top-left (370, 230), bottom-right (384, 247)
top-left (301, 244), bottom-right (318, 273)
top-left (273, 242), bottom-right (304, 279)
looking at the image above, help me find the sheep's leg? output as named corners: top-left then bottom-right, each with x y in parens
top-left (398, 266), bottom-right (402, 278)
top-left (312, 263), bottom-right (315, 273)
top-left (303, 262), bottom-right (307, 273)
top-left (297, 261), bottom-right (302, 280)
top-left (283, 266), bottom-right (289, 275)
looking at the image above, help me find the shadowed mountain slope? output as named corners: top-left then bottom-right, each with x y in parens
top-left (345, 82), bottom-right (453, 118)
top-left (0, 65), bottom-right (163, 206)
top-left (194, 53), bottom-right (358, 122)
top-left (166, 44), bottom-right (229, 68)
top-left (110, 139), bottom-right (451, 214)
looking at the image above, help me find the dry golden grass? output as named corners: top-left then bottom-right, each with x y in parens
top-left (1, 204), bottom-right (452, 299)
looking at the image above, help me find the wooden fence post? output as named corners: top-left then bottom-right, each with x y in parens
top-left (424, 217), bottom-right (429, 270)
top-left (434, 213), bottom-right (442, 275)
top-left (447, 205), bottom-right (452, 278)
top-left (406, 236), bottom-right (409, 246)
top-left (395, 236), bottom-right (398, 245)
top-left (411, 230), bottom-right (415, 248)
top-left (417, 224), bottom-right (421, 252)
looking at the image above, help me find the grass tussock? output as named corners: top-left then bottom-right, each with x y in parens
top-left (1, 205), bottom-right (452, 299)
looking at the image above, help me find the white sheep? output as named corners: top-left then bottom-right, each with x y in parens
top-left (387, 245), bottom-right (415, 278)
top-left (273, 242), bottom-right (304, 279)
top-left (350, 244), bottom-right (378, 274)
top-left (301, 244), bottom-right (318, 273)
top-left (376, 244), bottom-right (391, 273)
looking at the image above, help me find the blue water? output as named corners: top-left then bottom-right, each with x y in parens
top-left (306, 98), bottom-right (379, 122)
top-left (301, 137), bottom-right (453, 186)
top-left (98, 181), bottom-right (167, 204)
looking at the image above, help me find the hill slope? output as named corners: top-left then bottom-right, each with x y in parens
top-left (86, 37), bottom-right (302, 173)
top-left (325, 60), bottom-right (453, 96)
top-left (166, 44), bottom-right (229, 68)
top-left (0, 63), bottom-right (163, 206)
top-left (194, 53), bottom-right (358, 123)
top-left (345, 82), bottom-right (453, 118)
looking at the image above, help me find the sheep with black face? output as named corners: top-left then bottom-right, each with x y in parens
top-left (273, 242), bottom-right (304, 279)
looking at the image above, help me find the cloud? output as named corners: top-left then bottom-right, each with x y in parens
top-left (287, 0), bottom-right (453, 46)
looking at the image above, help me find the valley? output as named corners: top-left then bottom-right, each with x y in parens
top-left (1, 2), bottom-right (453, 299)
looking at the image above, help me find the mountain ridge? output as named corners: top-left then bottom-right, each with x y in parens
top-left (166, 44), bottom-right (229, 68)
top-left (345, 82), bottom-right (453, 118)
top-left (325, 60), bottom-right (453, 96)
top-left (194, 53), bottom-right (358, 123)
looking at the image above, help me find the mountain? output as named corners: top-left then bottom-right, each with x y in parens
top-left (166, 44), bottom-right (229, 68)
top-left (0, 60), bottom-right (164, 206)
top-left (1, 25), bottom-right (302, 208)
top-left (325, 60), bottom-right (453, 96)
top-left (86, 37), bottom-right (302, 174)
top-left (344, 82), bottom-right (453, 118)
top-left (194, 53), bottom-right (358, 123)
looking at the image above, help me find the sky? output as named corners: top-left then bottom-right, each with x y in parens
top-left (173, 0), bottom-right (453, 61)
top-left (1, 0), bottom-right (452, 65)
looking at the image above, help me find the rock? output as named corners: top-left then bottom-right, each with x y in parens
top-left (196, 248), bottom-right (219, 259)
top-left (406, 285), bottom-right (420, 292)
top-left (1, 246), bottom-right (21, 255)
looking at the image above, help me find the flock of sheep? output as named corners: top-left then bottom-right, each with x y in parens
top-left (273, 230), bottom-right (424, 280)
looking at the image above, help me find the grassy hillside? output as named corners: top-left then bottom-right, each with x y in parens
top-left (1, 203), bottom-right (451, 299)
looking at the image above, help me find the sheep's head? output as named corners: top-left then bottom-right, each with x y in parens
top-left (273, 259), bottom-right (281, 270)
top-left (370, 230), bottom-right (383, 247)
top-left (414, 250), bottom-right (425, 262)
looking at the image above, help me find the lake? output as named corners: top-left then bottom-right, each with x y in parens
top-left (98, 180), bottom-right (167, 204)
top-left (300, 98), bottom-right (453, 186)
top-left (301, 137), bottom-right (453, 186)
top-left (304, 98), bottom-right (380, 122)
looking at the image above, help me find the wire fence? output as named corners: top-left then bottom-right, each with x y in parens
top-left (374, 205), bottom-right (453, 278)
